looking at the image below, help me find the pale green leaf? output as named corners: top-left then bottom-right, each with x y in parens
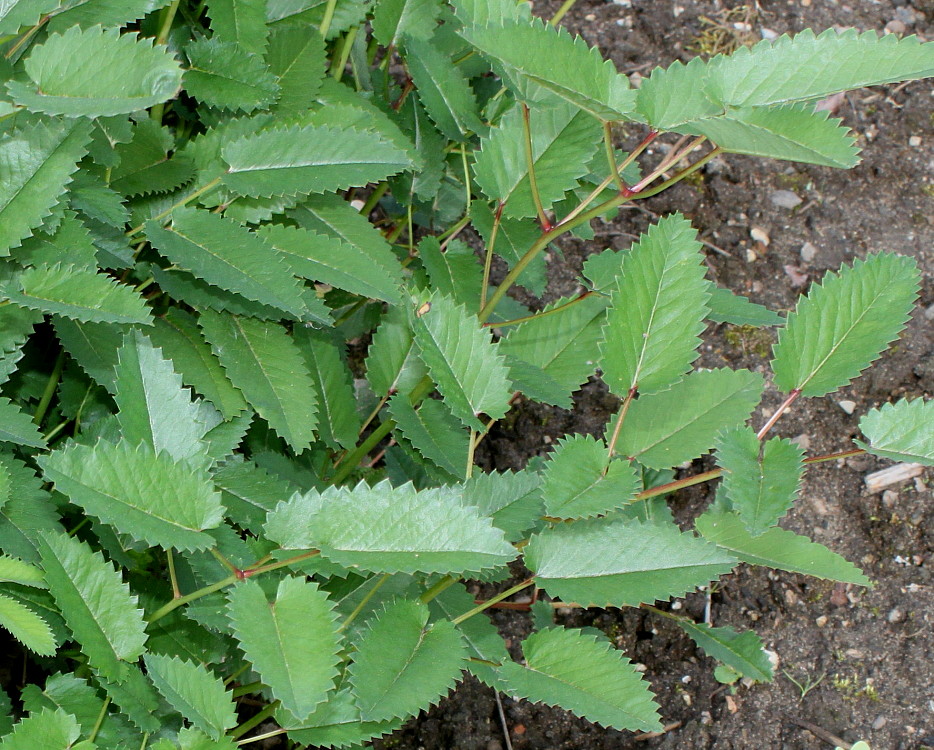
top-left (185, 37), bottom-right (279, 112)
top-left (0, 454), bottom-right (61, 564)
top-left (0, 397), bottom-right (44, 448)
top-left (373, 0), bottom-right (441, 46)
top-left (0, 119), bottom-right (91, 254)
top-left (13, 210), bottom-right (98, 270)
top-left (146, 207), bottom-right (307, 317)
top-left (206, 0), bottom-right (269, 55)
top-left (706, 286), bottom-right (784, 327)
top-left (227, 577), bottom-right (341, 721)
top-left (38, 531), bottom-right (147, 679)
top-left (471, 201), bottom-right (548, 296)
top-left (52, 318), bottom-right (129, 393)
top-left (418, 236), bottom-right (484, 315)
top-left (0, 708), bottom-right (80, 750)
top-left (278, 688), bottom-right (402, 749)
top-left (635, 57), bottom-right (720, 130)
top-left (109, 119), bottom-right (195, 198)
top-left (365, 304), bottom-right (427, 397)
top-left (771, 253), bottom-right (919, 397)
top-left (47, 0), bottom-right (173, 31)
top-left (143, 653), bottom-right (237, 741)
top-left (211, 457), bottom-right (296, 532)
top-left (0, 555), bottom-right (45, 587)
top-left (39, 439), bottom-right (225, 551)
top-left (198, 311), bottom-right (318, 452)
top-left (673, 619), bottom-right (773, 682)
top-left (290, 192), bottom-right (397, 266)
top-left (460, 18), bottom-right (635, 120)
top-left (0, 1), bottom-right (59, 37)
top-left (474, 100), bottom-right (602, 218)
top-left (412, 292), bottom-right (512, 431)
top-left (856, 398), bottom-right (934, 466)
top-left (0, 593), bottom-right (55, 655)
top-left (152, 727), bottom-right (238, 749)
top-left (499, 627), bottom-right (661, 732)
top-left (68, 171), bottom-right (129, 226)
top-left (390, 395), bottom-right (469, 479)
top-left (3, 264), bottom-right (151, 325)
top-left (266, 23), bottom-right (326, 116)
top-left (460, 469), bottom-right (543, 542)
top-left (451, 0), bottom-right (532, 26)
top-left (9, 26), bottom-right (184, 117)
top-left (695, 510), bottom-right (870, 585)
top-left (614, 368), bottom-right (763, 469)
top-left (526, 518), bottom-right (736, 607)
top-left (349, 598), bottom-right (467, 721)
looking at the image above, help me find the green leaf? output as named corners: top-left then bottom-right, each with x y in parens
top-left (52, 318), bottom-right (129, 393)
top-left (715, 428), bottom-right (804, 534)
top-left (146, 207), bottom-right (307, 318)
top-left (451, 0), bottom-right (532, 25)
top-left (266, 23), bottom-right (326, 116)
top-left (695, 510), bottom-right (870, 586)
top-left (373, 0), bottom-right (441, 46)
top-left (9, 26), bottom-right (184, 117)
top-left (266, 480), bottom-right (516, 575)
top-left (526, 517), bottom-right (736, 607)
top-left (349, 598), bottom-right (467, 721)
top-left (221, 125), bottom-right (413, 197)
top-left (47, 0), bottom-right (173, 31)
top-left (365, 305), bottom-right (428, 397)
top-left (460, 469), bottom-right (543, 542)
top-left (0, 708), bottom-right (80, 750)
top-left (672, 619), bottom-right (773, 682)
top-left (499, 627), bottom-right (661, 733)
top-left (706, 286), bottom-right (784, 327)
top-left (0, 555), bottom-right (45, 587)
top-left (13, 211), bottom-right (98, 270)
top-left (206, 0), bottom-right (269, 55)
top-left (615, 368), bottom-right (763, 469)
top-left (94, 663), bottom-right (160, 733)
top-left (150, 309), bottom-right (248, 419)
top-left (0, 119), bottom-right (92, 254)
top-left (706, 29), bottom-right (934, 109)
top-left (403, 35), bottom-right (485, 141)
top-left (856, 398), bottom-right (934, 466)
top-left (198, 311), bottom-right (318, 452)
top-left (635, 57), bottom-right (720, 130)
top-left (227, 577), bottom-right (341, 721)
top-left (278, 688), bottom-right (402, 749)
top-left (460, 18), bottom-right (635, 120)
top-left (771, 253), bottom-right (919, 397)
top-left (211, 457), bottom-right (296, 532)
top-left (38, 531), bottom-right (147, 679)
top-left (541, 434), bottom-right (639, 519)
top-left (0, 1), bottom-right (59, 37)
top-left (474, 100), bottom-right (602, 218)
top-left (500, 294), bottom-right (607, 408)
top-left (110, 119), bottom-right (195, 198)
top-left (471, 201), bottom-right (548, 296)
top-left (412, 292), bottom-right (512, 431)
top-left (0, 397), bottom-right (44, 448)
top-left (0, 454), bottom-right (61, 564)
top-left (0, 593), bottom-right (55, 655)
top-left (390, 395), bottom-right (469, 479)
top-left (3, 264), bottom-right (151, 325)
top-left (184, 37), bottom-right (279, 112)
top-left (258, 223), bottom-right (403, 304)
top-left (39, 439), bottom-right (225, 551)
top-left (143, 653), bottom-right (238, 741)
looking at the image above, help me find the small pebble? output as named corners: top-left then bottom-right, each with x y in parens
top-left (584, 12), bottom-right (596, 20)
top-left (838, 400), bottom-right (857, 415)
top-left (815, 615), bottom-right (828, 627)
top-left (771, 189), bottom-right (803, 209)
top-left (791, 433), bottom-right (811, 451)
top-left (909, 135), bottom-right (922, 147)
top-left (872, 715), bottom-right (887, 730)
top-left (750, 226), bottom-right (770, 246)
top-left (887, 607), bottom-right (905, 624)
top-left (784, 264), bottom-right (808, 287)
top-left (799, 242), bottom-right (817, 263)
top-left (882, 489), bottom-right (899, 508)
top-left (885, 19), bottom-right (907, 34)
top-left (925, 303), bottom-right (934, 321)
top-left (746, 248), bottom-right (758, 262)
top-left (845, 648), bottom-right (863, 659)
top-left (487, 741), bottom-right (504, 750)
top-left (761, 27), bottom-right (778, 40)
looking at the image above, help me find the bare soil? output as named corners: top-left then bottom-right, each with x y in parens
top-left (375, 1), bottom-right (934, 748)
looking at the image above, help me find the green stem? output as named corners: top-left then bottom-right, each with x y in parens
top-left (360, 183), bottom-right (389, 215)
top-left (229, 701), bottom-right (280, 740)
top-left (460, 146), bottom-right (472, 218)
top-left (549, 0), bottom-right (579, 25)
top-left (605, 387), bottom-right (636, 459)
top-left (88, 696), bottom-right (111, 743)
top-left (236, 728), bottom-right (287, 746)
top-left (243, 550), bottom-right (320, 578)
top-left (603, 122), bottom-right (624, 192)
top-left (231, 681), bottom-right (265, 698)
top-left (521, 104), bottom-right (550, 231)
top-left (438, 213), bottom-right (472, 243)
top-left (33, 349), bottom-right (66, 427)
top-left (4, 15), bottom-right (47, 60)
top-left (756, 389), bottom-right (801, 440)
top-left (419, 575), bottom-right (457, 604)
top-left (167, 549), bottom-right (181, 599)
top-left (318, 0), bottom-right (339, 40)
top-left (147, 574), bottom-right (238, 625)
top-left (338, 573), bottom-right (390, 632)
top-left (483, 291), bottom-right (595, 329)
top-left (333, 25), bottom-right (358, 83)
top-left (466, 429), bottom-right (477, 478)
top-left (126, 177), bottom-right (223, 237)
top-left (452, 579), bottom-right (534, 626)
top-left (149, 0), bottom-right (183, 122)
top-left (480, 202), bottom-right (503, 310)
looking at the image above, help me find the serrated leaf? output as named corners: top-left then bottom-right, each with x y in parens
top-left (715, 427), bottom-right (804, 534)
top-left (52, 318), bottom-right (129, 393)
top-left (706, 286), bottom-right (784, 327)
top-left (291, 191), bottom-right (397, 262)
top-left (0, 397), bottom-right (44, 448)
top-left (460, 18), bottom-right (635, 120)
top-left (206, 0), bottom-right (269, 55)
top-left (47, 0), bottom-right (173, 30)
top-left (146, 207), bottom-right (307, 317)
top-left (460, 469), bottom-right (543, 542)
top-left (418, 236), bottom-right (481, 313)
top-left (258, 223), bottom-right (403, 304)
top-left (412, 292), bottom-right (512, 431)
top-left (856, 398), bottom-right (934, 466)
top-left (614, 368), bottom-right (763, 469)
top-left (266, 23), bottom-right (326, 116)
top-left (198, 311), bottom-right (318, 452)
top-left (69, 172), bottom-right (129, 227)
top-left (474, 100), bottom-right (602, 219)
top-left (13, 210), bottom-right (98, 270)
top-left (39, 439), bottom-right (224, 551)
top-left (3, 264), bottom-right (151, 325)
top-left (0, 454), bottom-right (61, 564)
top-left (451, 0), bottom-right (532, 25)
top-left (390, 395), bottom-right (469, 479)
top-left (526, 518), bottom-right (736, 607)
top-left (143, 653), bottom-right (237, 741)
top-left (221, 124), bottom-right (413, 197)
top-left (110, 118), bottom-right (195, 198)
top-left (0, 555), bottom-right (45, 587)
top-left (227, 577), bottom-right (340, 721)
top-left (0, 708), bottom-right (80, 750)
top-left (266, 480), bottom-right (516, 575)
top-left (499, 627), bottom-right (661, 732)
top-left (185, 37), bottom-right (279, 112)
top-left (635, 57), bottom-right (720, 130)
top-left (541, 434), bottom-right (639, 519)
top-left (373, 0), bottom-right (441, 46)
top-left (212, 457), bottom-right (296, 532)
top-left (0, 1), bottom-right (59, 36)
top-left (9, 26), bottom-right (184, 117)
top-left (471, 201), bottom-right (548, 296)
top-left (349, 598), bottom-right (467, 721)
top-left (279, 688), bottom-right (403, 749)
top-left (0, 592), bottom-right (55, 655)
top-left (695, 510), bottom-right (870, 585)
top-left (38, 531), bottom-right (147, 678)
top-left (771, 253), bottom-right (919, 397)
top-left (152, 727), bottom-right (238, 750)
top-left (0, 119), bottom-right (92, 254)
top-left (94, 663), bottom-right (160, 733)
top-left (365, 304), bottom-right (428, 397)
top-left (673, 619), bottom-right (773, 682)
top-left (706, 29), bottom-right (934, 109)
top-left (600, 214), bottom-right (709, 396)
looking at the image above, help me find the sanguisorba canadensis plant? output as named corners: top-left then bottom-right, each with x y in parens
top-left (0, 0), bottom-right (929, 746)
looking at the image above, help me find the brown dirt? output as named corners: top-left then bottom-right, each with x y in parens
top-left (374, 1), bottom-right (934, 748)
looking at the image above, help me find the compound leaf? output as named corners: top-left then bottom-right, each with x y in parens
top-left (349, 598), bottom-right (466, 722)
top-left (37, 531), bottom-right (147, 679)
top-left (499, 627), bottom-right (661, 733)
top-left (9, 26), bottom-right (184, 117)
top-left (39, 439), bottom-right (224, 551)
top-left (143, 653), bottom-right (237, 741)
top-left (771, 253), bottom-right (919, 397)
top-left (672, 619), bottom-right (773, 682)
top-left (526, 518), bottom-right (736, 607)
top-left (227, 577), bottom-right (340, 721)
top-left (52, 318), bottom-right (129, 393)
top-left (0, 593), bottom-right (55, 655)
top-left (0, 708), bottom-right (80, 750)
top-left (0, 397), bottom-right (44, 449)
top-left (205, 0), bottom-right (268, 55)
top-left (184, 37), bottom-right (279, 112)
top-left (856, 398), bottom-right (934, 466)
